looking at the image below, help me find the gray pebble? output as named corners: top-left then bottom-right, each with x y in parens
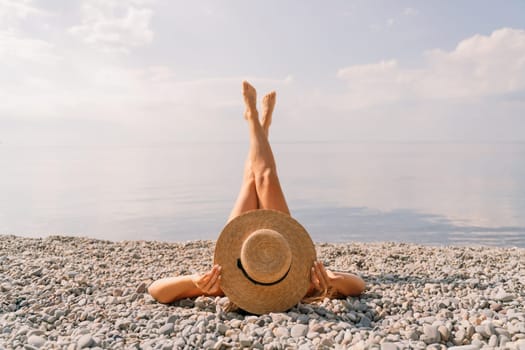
top-left (27, 330), bottom-right (45, 337)
top-left (297, 314), bottom-right (309, 324)
top-left (216, 323), bottom-right (228, 335)
top-left (116, 320), bottom-right (130, 330)
top-left (306, 331), bottom-right (318, 339)
top-left (453, 328), bottom-right (466, 345)
top-left (495, 291), bottom-right (515, 302)
top-left (309, 323), bottom-right (325, 333)
top-left (357, 315), bottom-right (372, 328)
top-left (273, 327), bottom-right (289, 338)
top-left (239, 334), bottom-right (252, 347)
top-left (380, 342), bottom-right (399, 350)
top-left (437, 325), bottom-right (450, 342)
top-left (488, 334), bottom-right (498, 347)
top-left (159, 342), bottom-right (172, 350)
top-left (179, 299), bottom-right (194, 308)
top-left (77, 334), bottom-right (95, 349)
top-left (159, 323), bottom-right (173, 335)
top-left (135, 282), bottom-right (147, 294)
top-left (202, 339), bottom-right (215, 349)
top-left (421, 325), bottom-right (441, 344)
top-left (27, 335), bottom-right (46, 348)
top-left (66, 271), bottom-right (78, 279)
top-left (166, 315), bottom-right (178, 324)
top-left (173, 337), bottom-right (185, 348)
top-left (291, 324), bottom-right (308, 338)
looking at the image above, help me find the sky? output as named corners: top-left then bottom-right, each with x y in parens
top-left (1, 0), bottom-right (524, 145)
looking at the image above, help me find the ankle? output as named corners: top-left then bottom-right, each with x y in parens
top-left (245, 110), bottom-right (259, 122)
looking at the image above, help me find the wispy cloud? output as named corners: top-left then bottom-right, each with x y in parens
top-left (403, 7), bottom-right (418, 16)
top-left (69, 0), bottom-right (154, 53)
top-left (0, 0), bottom-right (46, 26)
top-left (0, 30), bottom-right (59, 63)
top-left (337, 28), bottom-right (525, 109)
top-left (0, 0), bottom-right (57, 63)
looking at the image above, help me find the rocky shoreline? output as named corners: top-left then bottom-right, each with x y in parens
top-left (0, 234), bottom-right (524, 349)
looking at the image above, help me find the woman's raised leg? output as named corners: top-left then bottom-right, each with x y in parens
top-left (228, 156), bottom-right (258, 221)
top-left (243, 81), bottom-right (290, 215)
top-left (228, 81), bottom-right (289, 220)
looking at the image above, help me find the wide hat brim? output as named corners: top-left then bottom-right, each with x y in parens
top-left (214, 209), bottom-right (316, 315)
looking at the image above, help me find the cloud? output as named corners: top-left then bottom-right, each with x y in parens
top-left (0, 0), bottom-right (45, 27)
top-left (0, 1), bottom-right (57, 64)
top-left (0, 64), bottom-right (294, 145)
top-left (0, 48), bottom-right (292, 122)
top-left (0, 30), bottom-right (59, 63)
top-left (403, 7), bottom-right (418, 16)
top-left (337, 28), bottom-right (525, 109)
top-left (69, 0), bottom-right (154, 53)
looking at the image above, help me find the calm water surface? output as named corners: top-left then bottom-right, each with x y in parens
top-left (1, 142), bottom-right (524, 247)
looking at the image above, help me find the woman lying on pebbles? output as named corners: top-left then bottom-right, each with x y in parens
top-left (148, 81), bottom-right (365, 310)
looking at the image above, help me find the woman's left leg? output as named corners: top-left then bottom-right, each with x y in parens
top-left (228, 157), bottom-right (258, 221)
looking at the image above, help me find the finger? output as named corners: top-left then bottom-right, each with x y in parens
top-left (195, 265), bottom-right (217, 289)
top-left (318, 262), bottom-right (330, 285)
top-left (311, 266), bottom-right (321, 289)
top-left (195, 272), bottom-right (212, 289)
top-left (210, 275), bottom-right (222, 294)
top-left (209, 268), bottom-right (222, 293)
top-left (315, 262), bottom-right (329, 290)
top-left (202, 266), bottom-right (220, 292)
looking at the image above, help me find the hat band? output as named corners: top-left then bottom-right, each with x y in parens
top-left (236, 259), bottom-right (291, 286)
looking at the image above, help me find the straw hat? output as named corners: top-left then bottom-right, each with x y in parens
top-left (214, 209), bottom-right (316, 315)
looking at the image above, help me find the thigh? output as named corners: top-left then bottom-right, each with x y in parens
top-left (228, 181), bottom-right (259, 222)
top-left (255, 172), bottom-right (290, 215)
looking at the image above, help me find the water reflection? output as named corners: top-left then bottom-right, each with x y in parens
top-left (1, 142), bottom-right (524, 247)
top-left (293, 206), bottom-right (525, 248)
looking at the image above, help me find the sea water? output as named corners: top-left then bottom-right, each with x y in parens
top-left (1, 142), bottom-right (524, 247)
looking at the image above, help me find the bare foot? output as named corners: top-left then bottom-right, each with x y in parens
top-left (242, 81), bottom-right (258, 121)
top-left (261, 91), bottom-right (276, 135)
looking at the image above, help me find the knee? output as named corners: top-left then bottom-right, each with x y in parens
top-left (254, 167), bottom-right (276, 188)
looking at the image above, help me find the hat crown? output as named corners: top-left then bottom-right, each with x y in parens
top-left (240, 229), bottom-right (292, 284)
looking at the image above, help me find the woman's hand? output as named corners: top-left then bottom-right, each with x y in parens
top-left (310, 261), bottom-right (331, 296)
top-left (192, 265), bottom-right (222, 295)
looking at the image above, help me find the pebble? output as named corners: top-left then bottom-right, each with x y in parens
top-left (135, 282), bottom-right (147, 294)
top-left (437, 325), bottom-right (450, 342)
top-left (239, 333), bottom-right (252, 347)
top-left (421, 325), bottom-right (441, 344)
top-left (357, 315), bottom-right (372, 328)
top-left (31, 267), bottom-right (43, 277)
top-left (380, 342), bottom-right (399, 350)
top-left (291, 324), bottom-right (308, 338)
top-left (27, 335), bottom-right (45, 348)
top-left (0, 236), bottom-right (524, 350)
top-left (76, 334), bottom-right (95, 349)
top-left (494, 291), bottom-right (515, 302)
top-left (159, 323), bottom-right (173, 335)
top-left (273, 327), bottom-right (289, 338)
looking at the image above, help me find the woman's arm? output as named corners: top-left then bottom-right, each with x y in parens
top-left (148, 265), bottom-right (224, 304)
top-left (308, 261), bottom-right (365, 299)
top-left (327, 270), bottom-right (366, 297)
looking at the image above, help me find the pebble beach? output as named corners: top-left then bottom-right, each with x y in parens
top-left (1, 235), bottom-right (524, 350)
